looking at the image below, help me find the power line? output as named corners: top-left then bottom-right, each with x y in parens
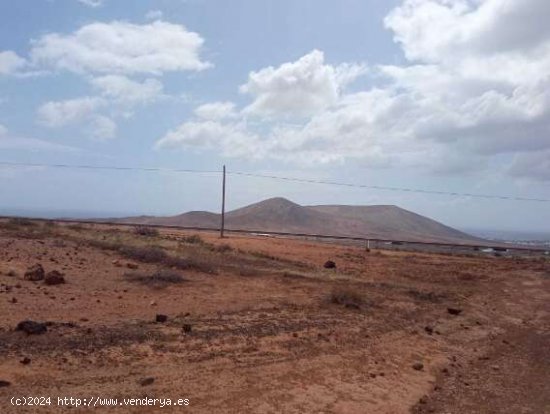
top-left (1, 160), bottom-right (548, 203)
top-left (0, 161), bottom-right (220, 174)
top-left (227, 171), bottom-right (550, 203)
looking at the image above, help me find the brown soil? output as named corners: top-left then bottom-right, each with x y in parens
top-left (0, 221), bottom-right (549, 413)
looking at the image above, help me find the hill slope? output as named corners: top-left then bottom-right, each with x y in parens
top-left (110, 197), bottom-right (479, 244)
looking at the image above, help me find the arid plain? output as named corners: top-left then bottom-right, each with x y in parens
top-left (1, 219), bottom-right (549, 413)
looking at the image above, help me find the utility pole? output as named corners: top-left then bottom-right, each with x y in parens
top-left (220, 165), bottom-right (226, 238)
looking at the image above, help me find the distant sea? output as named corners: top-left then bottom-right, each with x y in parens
top-left (0, 208), bottom-right (135, 220)
top-left (465, 229), bottom-right (550, 245)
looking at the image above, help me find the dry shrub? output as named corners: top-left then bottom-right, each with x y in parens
top-left (209, 243), bottom-right (233, 253)
top-left (181, 234), bottom-right (204, 244)
top-left (328, 288), bottom-right (368, 310)
top-left (124, 269), bottom-right (186, 288)
top-left (407, 288), bottom-right (444, 303)
top-left (119, 245), bottom-right (168, 263)
top-left (249, 250), bottom-right (277, 260)
top-left (133, 225), bottom-right (159, 237)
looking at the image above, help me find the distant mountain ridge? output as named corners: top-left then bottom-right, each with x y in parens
top-left (111, 197), bottom-right (481, 244)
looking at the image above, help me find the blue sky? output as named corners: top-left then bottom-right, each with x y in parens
top-left (1, 0), bottom-right (550, 233)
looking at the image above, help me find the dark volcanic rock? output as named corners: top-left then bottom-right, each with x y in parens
top-left (44, 270), bottom-right (65, 285)
top-left (412, 362), bottom-right (424, 371)
top-left (139, 377), bottom-right (155, 386)
top-left (0, 380), bottom-right (11, 388)
top-left (323, 260), bottom-right (336, 269)
top-left (24, 264), bottom-right (45, 281)
top-left (16, 320), bottom-right (47, 335)
top-left (447, 307), bottom-right (463, 316)
top-left (155, 314), bottom-right (168, 323)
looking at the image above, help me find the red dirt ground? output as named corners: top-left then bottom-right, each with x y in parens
top-left (0, 222), bottom-right (549, 413)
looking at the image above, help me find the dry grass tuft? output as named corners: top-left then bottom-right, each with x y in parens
top-left (181, 234), bottom-right (204, 244)
top-left (124, 269), bottom-right (186, 288)
top-left (328, 288), bottom-right (368, 310)
top-left (133, 225), bottom-right (160, 237)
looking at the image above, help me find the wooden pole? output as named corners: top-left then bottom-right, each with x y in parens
top-left (220, 165), bottom-right (226, 238)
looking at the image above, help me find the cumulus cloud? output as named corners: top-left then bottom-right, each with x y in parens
top-left (89, 115), bottom-right (116, 140)
top-left (36, 96), bottom-right (118, 139)
top-left (194, 102), bottom-right (237, 120)
top-left (30, 20), bottom-right (211, 75)
top-left (0, 51), bottom-right (26, 75)
top-left (145, 10), bottom-right (164, 20)
top-left (77, 0), bottom-right (104, 8)
top-left (240, 50), bottom-right (366, 118)
top-left (37, 97), bottom-right (106, 127)
top-left (156, 120), bottom-right (264, 158)
top-left (90, 75), bottom-right (164, 105)
top-left (158, 0), bottom-right (550, 181)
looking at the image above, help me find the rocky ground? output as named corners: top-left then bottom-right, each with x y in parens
top-left (0, 219), bottom-right (549, 413)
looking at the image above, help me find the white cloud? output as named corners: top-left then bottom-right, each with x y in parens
top-left (91, 75), bottom-right (164, 105)
top-left (30, 20), bottom-right (211, 75)
top-left (156, 120), bottom-right (264, 159)
top-left (145, 10), bottom-right (164, 20)
top-left (0, 51), bottom-right (26, 75)
top-left (77, 0), bottom-right (104, 8)
top-left (385, 0), bottom-right (550, 63)
top-left (194, 101), bottom-right (237, 120)
top-left (37, 96), bottom-right (106, 127)
top-left (240, 50), bottom-right (366, 118)
top-left (89, 115), bottom-right (116, 140)
top-left (156, 0), bottom-right (550, 181)
top-left (36, 97), bottom-right (119, 140)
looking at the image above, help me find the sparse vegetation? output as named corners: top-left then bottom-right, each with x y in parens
top-left (134, 225), bottom-right (159, 237)
top-left (407, 288), bottom-right (444, 303)
top-left (209, 243), bottom-right (233, 253)
top-left (327, 288), bottom-right (368, 310)
top-left (119, 245), bottom-right (168, 263)
top-left (124, 269), bottom-right (186, 288)
top-left (181, 234), bottom-right (204, 244)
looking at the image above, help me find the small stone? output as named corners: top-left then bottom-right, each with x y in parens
top-left (24, 264), bottom-right (45, 281)
top-left (150, 300), bottom-right (157, 306)
top-left (447, 307), bottom-right (462, 316)
top-left (16, 320), bottom-right (47, 335)
top-left (20, 357), bottom-right (31, 365)
top-left (323, 260), bottom-right (336, 269)
top-left (424, 326), bottom-right (434, 335)
top-left (0, 380), bottom-right (11, 388)
top-left (156, 314), bottom-right (168, 323)
top-left (44, 271), bottom-right (65, 285)
top-left (126, 263), bottom-right (138, 270)
top-left (412, 362), bottom-right (424, 371)
top-left (182, 324), bottom-right (192, 333)
top-left (139, 377), bottom-right (155, 386)
top-left (10, 297), bottom-right (17, 304)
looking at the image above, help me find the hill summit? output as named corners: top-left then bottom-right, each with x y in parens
top-left (113, 197), bottom-right (479, 244)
